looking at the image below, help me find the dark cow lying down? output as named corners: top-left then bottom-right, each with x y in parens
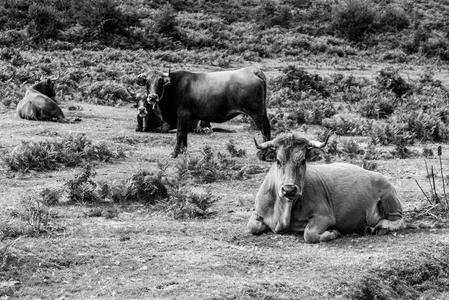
top-left (134, 92), bottom-right (211, 133)
top-left (137, 66), bottom-right (270, 157)
top-left (248, 133), bottom-right (405, 243)
top-left (17, 79), bottom-right (65, 121)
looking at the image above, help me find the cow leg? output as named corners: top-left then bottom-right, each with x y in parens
top-left (136, 116), bottom-right (143, 132)
top-left (172, 116), bottom-right (190, 158)
top-left (251, 114), bottom-right (271, 141)
top-left (372, 189), bottom-right (406, 234)
top-left (247, 211), bottom-right (269, 235)
top-left (303, 215), bottom-right (339, 243)
top-left (143, 115), bottom-right (150, 132)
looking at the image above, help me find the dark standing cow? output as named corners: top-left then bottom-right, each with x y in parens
top-left (17, 78), bottom-right (65, 121)
top-left (248, 132), bottom-right (405, 243)
top-left (137, 67), bottom-right (270, 157)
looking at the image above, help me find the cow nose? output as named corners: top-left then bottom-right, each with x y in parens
top-left (281, 185), bottom-right (298, 197)
top-left (147, 94), bottom-right (158, 102)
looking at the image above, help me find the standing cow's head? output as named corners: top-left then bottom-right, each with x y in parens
top-left (136, 70), bottom-right (171, 107)
top-left (254, 132), bottom-right (331, 232)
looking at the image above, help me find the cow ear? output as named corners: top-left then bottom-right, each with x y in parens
top-left (257, 147), bottom-right (276, 162)
top-left (306, 147), bottom-right (324, 162)
top-left (162, 76), bottom-right (171, 87)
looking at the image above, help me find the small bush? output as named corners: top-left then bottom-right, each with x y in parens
top-left (65, 164), bottom-right (100, 204)
top-left (322, 115), bottom-right (373, 136)
top-left (175, 146), bottom-right (240, 184)
top-left (332, 0), bottom-right (377, 41)
top-left (226, 140), bottom-right (246, 157)
top-left (154, 4), bottom-right (179, 37)
top-left (273, 65), bottom-right (329, 97)
top-left (376, 67), bottom-right (411, 97)
top-left (357, 92), bottom-right (396, 119)
top-left (378, 5), bottom-right (410, 32)
top-left (120, 170), bottom-right (168, 204)
top-left (2, 134), bottom-right (124, 172)
top-left (165, 187), bottom-right (216, 219)
top-left (255, 1), bottom-right (292, 28)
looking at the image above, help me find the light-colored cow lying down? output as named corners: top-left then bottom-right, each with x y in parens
top-left (248, 132), bottom-right (405, 243)
top-left (17, 78), bottom-right (65, 122)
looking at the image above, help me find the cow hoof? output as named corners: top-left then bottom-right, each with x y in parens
top-left (136, 127), bottom-right (143, 132)
top-left (143, 127), bottom-right (150, 132)
top-left (171, 151), bottom-right (179, 158)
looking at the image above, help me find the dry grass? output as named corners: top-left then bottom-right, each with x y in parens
top-left (348, 245), bottom-right (449, 299)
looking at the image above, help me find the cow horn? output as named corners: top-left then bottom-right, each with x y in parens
top-left (254, 138), bottom-right (275, 150)
top-left (308, 131), bottom-right (333, 148)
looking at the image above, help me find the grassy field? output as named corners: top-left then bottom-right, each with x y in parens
top-left (2, 0), bottom-right (449, 298)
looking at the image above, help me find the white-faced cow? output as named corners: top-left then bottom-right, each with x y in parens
top-left (17, 78), bottom-right (65, 121)
top-left (137, 67), bottom-right (271, 157)
top-left (248, 132), bottom-right (405, 243)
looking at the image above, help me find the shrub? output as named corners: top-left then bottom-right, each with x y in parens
top-left (378, 5), bottom-right (410, 32)
top-left (87, 81), bottom-right (133, 105)
top-left (120, 170), bottom-right (168, 204)
top-left (226, 140), bottom-right (246, 157)
top-left (322, 115), bottom-right (373, 136)
top-left (175, 146), bottom-right (240, 183)
top-left (357, 92), bottom-right (396, 119)
top-left (69, 0), bottom-right (139, 36)
top-left (272, 65), bottom-right (329, 97)
top-left (164, 187), bottom-right (216, 219)
top-left (255, 0), bottom-right (292, 28)
top-left (64, 164), bottom-right (100, 204)
top-left (27, 3), bottom-right (62, 39)
top-left (376, 67), bottom-right (411, 97)
top-left (154, 4), bottom-right (179, 37)
top-left (2, 134), bottom-right (124, 172)
top-left (332, 0), bottom-right (377, 41)
top-left (296, 100), bottom-right (337, 125)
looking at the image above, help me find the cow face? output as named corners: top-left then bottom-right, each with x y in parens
top-left (147, 73), bottom-right (171, 105)
top-left (137, 93), bottom-right (149, 118)
top-left (255, 133), bottom-right (331, 232)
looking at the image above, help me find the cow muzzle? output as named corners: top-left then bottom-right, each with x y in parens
top-left (138, 107), bottom-right (148, 118)
top-left (147, 94), bottom-right (158, 109)
top-left (281, 184), bottom-right (300, 199)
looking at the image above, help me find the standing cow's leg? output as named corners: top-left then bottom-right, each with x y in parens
top-left (136, 115), bottom-right (143, 132)
top-left (303, 215), bottom-right (340, 243)
top-left (172, 115), bottom-right (190, 158)
top-left (251, 114), bottom-right (271, 141)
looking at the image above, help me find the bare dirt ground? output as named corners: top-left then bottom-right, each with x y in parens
top-left (1, 66), bottom-right (449, 299)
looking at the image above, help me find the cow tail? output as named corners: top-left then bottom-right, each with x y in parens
top-left (253, 69), bottom-right (267, 109)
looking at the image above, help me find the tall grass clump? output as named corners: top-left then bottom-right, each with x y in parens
top-left (414, 146), bottom-right (449, 218)
top-left (2, 134), bottom-right (125, 172)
